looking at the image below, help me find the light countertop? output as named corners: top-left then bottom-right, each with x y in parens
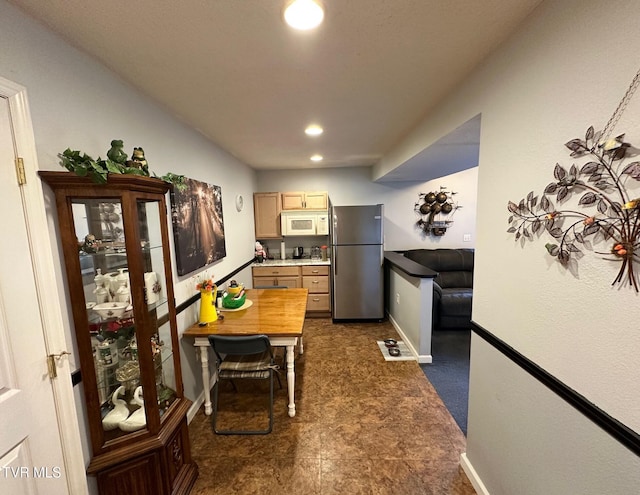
top-left (252, 258), bottom-right (331, 267)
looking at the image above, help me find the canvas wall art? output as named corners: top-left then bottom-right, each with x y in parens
top-left (170, 177), bottom-right (226, 276)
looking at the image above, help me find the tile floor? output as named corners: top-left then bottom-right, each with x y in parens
top-left (188, 318), bottom-right (476, 495)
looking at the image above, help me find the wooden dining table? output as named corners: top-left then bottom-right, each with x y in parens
top-left (183, 288), bottom-right (308, 418)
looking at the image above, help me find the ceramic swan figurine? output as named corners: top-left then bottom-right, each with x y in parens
top-left (119, 386), bottom-right (146, 432)
top-left (102, 386), bottom-right (129, 431)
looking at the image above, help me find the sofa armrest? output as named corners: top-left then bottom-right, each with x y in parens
top-left (433, 281), bottom-right (443, 299)
top-left (432, 281), bottom-right (442, 328)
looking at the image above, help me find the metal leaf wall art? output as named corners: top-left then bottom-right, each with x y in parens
top-left (507, 126), bottom-right (640, 290)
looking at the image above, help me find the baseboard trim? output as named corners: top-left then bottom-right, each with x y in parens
top-left (387, 313), bottom-right (432, 363)
top-left (460, 453), bottom-right (490, 495)
top-left (186, 393), bottom-right (205, 423)
top-left (471, 321), bottom-right (640, 458)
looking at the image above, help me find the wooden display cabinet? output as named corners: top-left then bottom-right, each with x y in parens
top-left (39, 172), bottom-right (197, 495)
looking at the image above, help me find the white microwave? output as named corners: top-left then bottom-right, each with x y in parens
top-left (281, 212), bottom-right (329, 236)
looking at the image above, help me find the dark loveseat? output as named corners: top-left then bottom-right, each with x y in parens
top-left (403, 248), bottom-right (474, 330)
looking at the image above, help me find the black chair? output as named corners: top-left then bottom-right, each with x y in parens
top-left (208, 334), bottom-right (280, 435)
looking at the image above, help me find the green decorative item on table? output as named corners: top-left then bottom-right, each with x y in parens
top-left (222, 291), bottom-right (246, 309)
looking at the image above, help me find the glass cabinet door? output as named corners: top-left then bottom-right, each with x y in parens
top-left (72, 198), bottom-right (147, 440)
top-left (137, 200), bottom-right (178, 419)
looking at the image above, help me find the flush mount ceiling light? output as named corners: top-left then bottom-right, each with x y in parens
top-left (310, 154), bottom-right (323, 162)
top-left (305, 124), bottom-right (323, 136)
top-left (284, 0), bottom-right (324, 30)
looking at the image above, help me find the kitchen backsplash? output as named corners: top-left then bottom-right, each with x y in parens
top-left (260, 236), bottom-right (330, 260)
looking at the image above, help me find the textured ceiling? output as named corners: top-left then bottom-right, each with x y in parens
top-left (9, 0), bottom-right (541, 178)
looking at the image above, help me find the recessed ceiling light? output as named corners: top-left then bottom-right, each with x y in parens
top-left (284, 0), bottom-right (324, 31)
top-left (305, 125), bottom-right (323, 136)
top-left (310, 154), bottom-right (323, 162)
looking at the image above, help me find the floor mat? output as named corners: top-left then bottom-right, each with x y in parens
top-left (376, 340), bottom-right (415, 361)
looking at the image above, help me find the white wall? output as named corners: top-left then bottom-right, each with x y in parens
top-left (466, 336), bottom-right (640, 495)
top-left (386, 267), bottom-right (433, 362)
top-left (378, 0), bottom-right (640, 492)
top-left (257, 165), bottom-right (478, 251)
top-left (0, 0), bottom-right (257, 485)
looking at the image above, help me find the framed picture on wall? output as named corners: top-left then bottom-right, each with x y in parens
top-left (170, 177), bottom-right (226, 276)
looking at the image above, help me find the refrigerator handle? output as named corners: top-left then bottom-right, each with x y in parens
top-left (332, 212), bottom-right (337, 245)
top-left (333, 247), bottom-right (337, 276)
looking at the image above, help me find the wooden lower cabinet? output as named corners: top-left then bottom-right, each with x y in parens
top-left (302, 265), bottom-right (331, 317)
top-left (252, 265), bottom-right (301, 288)
top-left (163, 417), bottom-right (198, 494)
top-left (90, 407), bottom-right (197, 495)
top-left (96, 453), bottom-right (162, 495)
top-left (252, 264), bottom-right (331, 316)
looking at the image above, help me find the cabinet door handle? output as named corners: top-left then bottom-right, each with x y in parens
top-left (312, 280), bottom-right (319, 284)
top-left (312, 270), bottom-right (319, 273)
top-left (312, 298), bottom-right (320, 302)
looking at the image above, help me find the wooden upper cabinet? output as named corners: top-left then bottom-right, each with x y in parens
top-left (281, 191), bottom-right (328, 210)
top-left (304, 191), bottom-right (328, 209)
top-left (281, 191), bottom-right (305, 210)
top-left (254, 192), bottom-right (282, 238)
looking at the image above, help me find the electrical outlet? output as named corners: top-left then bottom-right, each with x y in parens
top-left (396, 293), bottom-right (400, 304)
top-left (463, 233), bottom-right (471, 242)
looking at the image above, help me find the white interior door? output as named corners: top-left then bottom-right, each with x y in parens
top-left (0, 96), bottom-right (73, 493)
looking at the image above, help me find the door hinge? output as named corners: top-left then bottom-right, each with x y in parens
top-left (47, 351), bottom-right (71, 379)
top-left (15, 157), bottom-right (26, 185)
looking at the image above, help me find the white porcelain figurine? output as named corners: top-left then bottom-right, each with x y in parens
top-left (144, 271), bottom-right (160, 304)
top-left (93, 285), bottom-right (109, 304)
top-left (115, 284), bottom-right (130, 304)
top-left (94, 268), bottom-right (107, 290)
top-left (119, 386), bottom-right (146, 432)
top-left (102, 386), bottom-right (130, 431)
top-left (115, 268), bottom-right (129, 291)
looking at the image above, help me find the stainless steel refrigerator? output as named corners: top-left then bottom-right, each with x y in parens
top-left (330, 204), bottom-right (384, 321)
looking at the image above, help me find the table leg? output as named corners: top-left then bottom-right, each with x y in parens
top-left (199, 345), bottom-right (213, 416)
top-left (286, 344), bottom-right (296, 417)
top-left (299, 336), bottom-right (304, 355)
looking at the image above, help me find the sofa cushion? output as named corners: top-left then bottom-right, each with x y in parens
top-left (440, 288), bottom-right (473, 316)
top-left (438, 271), bottom-right (473, 289)
top-left (404, 249), bottom-right (474, 289)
